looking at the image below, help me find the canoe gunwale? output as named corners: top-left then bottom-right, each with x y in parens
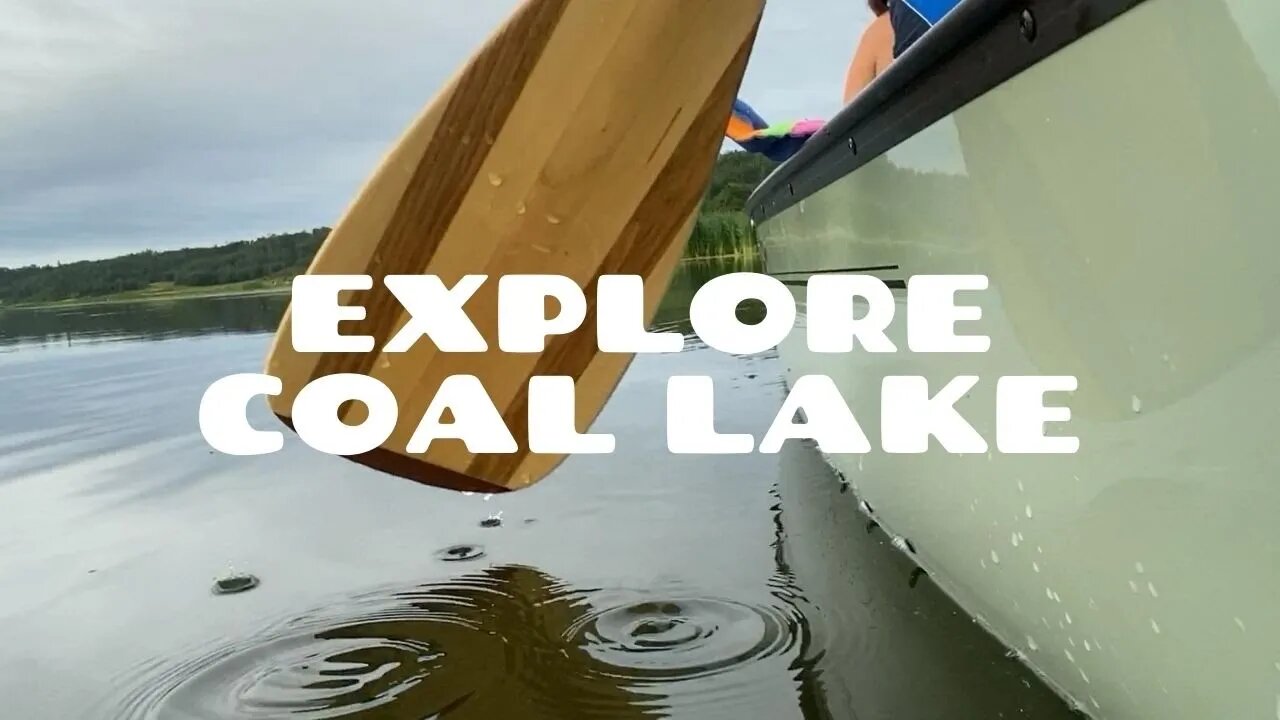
top-left (744, 0), bottom-right (1150, 224)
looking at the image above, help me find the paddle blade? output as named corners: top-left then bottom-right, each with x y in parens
top-left (263, 0), bottom-right (765, 493)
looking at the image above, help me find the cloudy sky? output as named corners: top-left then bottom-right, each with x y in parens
top-left (0, 0), bottom-right (871, 268)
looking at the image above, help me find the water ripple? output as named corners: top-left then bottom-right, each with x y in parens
top-left (106, 566), bottom-right (812, 719)
top-left (562, 593), bottom-right (805, 686)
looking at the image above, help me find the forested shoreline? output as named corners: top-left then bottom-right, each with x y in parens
top-left (0, 151), bottom-right (776, 307)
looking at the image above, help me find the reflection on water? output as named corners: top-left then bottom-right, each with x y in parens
top-left (113, 564), bottom-right (813, 720)
top-left (0, 258), bottom-right (1073, 719)
top-left (0, 294), bottom-right (292, 351)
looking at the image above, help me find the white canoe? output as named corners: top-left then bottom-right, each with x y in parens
top-left (747, 0), bottom-right (1280, 717)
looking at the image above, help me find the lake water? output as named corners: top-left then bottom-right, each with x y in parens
top-left (0, 261), bottom-right (1077, 719)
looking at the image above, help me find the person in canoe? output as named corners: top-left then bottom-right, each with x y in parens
top-left (843, 0), bottom-right (896, 104)
top-left (726, 0), bottom-right (960, 163)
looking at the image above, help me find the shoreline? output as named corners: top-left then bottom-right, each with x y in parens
top-left (0, 285), bottom-right (292, 312)
top-left (0, 254), bottom-right (761, 312)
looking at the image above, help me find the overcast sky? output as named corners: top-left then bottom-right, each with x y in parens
top-left (0, 0), bottom-right (870, 268)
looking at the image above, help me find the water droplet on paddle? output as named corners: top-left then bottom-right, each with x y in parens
top-left (516, 201), bottom-right (527, 215)
top-left (1131, 395), bottom-right (1143, 413)
top-left (488, 173), bottom-right (504, 187)
top-left (546, 214), bottom-right (562, 225)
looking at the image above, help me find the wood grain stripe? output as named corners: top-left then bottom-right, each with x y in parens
top-left (306, 0), bottom-right (570, 386)
top-left (412, 0), bottom-right (753, 473)
top-left (465, 21), bottom-right (760, 483)
top-left (504, 211), bottom-right (693, 488)
top-left (271, 413), bottom-right (512, 494)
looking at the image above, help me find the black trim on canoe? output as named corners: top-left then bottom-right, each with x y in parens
top-left (778, 278), bottom-right (908, 290)
top-left (771, 264), bottom-right (901, 277)
top-left (745, 0), bottom-right (1150, 223)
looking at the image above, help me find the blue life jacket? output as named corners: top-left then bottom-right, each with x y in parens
top-left (890, 0), bottom-right (963, 57)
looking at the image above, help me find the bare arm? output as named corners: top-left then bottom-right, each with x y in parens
top-left (843, 15), bottom-right (891, 105)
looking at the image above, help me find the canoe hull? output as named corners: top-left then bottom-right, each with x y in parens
top-left (752, 0), bottom-right (1280, 716)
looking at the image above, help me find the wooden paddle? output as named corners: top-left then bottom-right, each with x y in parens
top-left (263, 0), bottom-right (766, 493)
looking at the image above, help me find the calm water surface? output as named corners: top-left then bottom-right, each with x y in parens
top-left (0, 261), bottom-right (1077, 719)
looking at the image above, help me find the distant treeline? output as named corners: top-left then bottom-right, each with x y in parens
top-left (0, 151), bottom-right (778, 306)
top-left (0, 229), bottom-right (328, 305)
